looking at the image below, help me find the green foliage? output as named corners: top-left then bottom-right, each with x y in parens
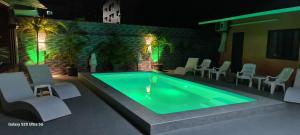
top-left (55, 20), bottom-right (88, 66)
top-left (152, 36), bottom-right (174, 63)
top-left (94, 33), bottom-right (137, 71)
top-left (141, 34), bottom-right (174, 63)
top-left (18, 17), bottom-right (60, 64)
top-left (19, 17), bottom-right (58, 35)
top-left (152, 36), bottom-right (174, 53)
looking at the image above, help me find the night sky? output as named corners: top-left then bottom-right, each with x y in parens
top-left (40, 0), bottom-right (300, 28)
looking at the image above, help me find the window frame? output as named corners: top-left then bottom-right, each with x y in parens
top-left (266, 28), bottom-right (300, 61)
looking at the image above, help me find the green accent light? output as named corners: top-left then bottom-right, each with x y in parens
top-left (92, 72), bottom-right (255, 114)
top-left (26, 46), bottom-right (45, 65)
top-left (231, 19), bottom-right (278, 27)
top-left (198, 6), bottom-right (300, 25)
top-left (151, 46), bottom-right (163, 63)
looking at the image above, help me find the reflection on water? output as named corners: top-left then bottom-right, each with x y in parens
top-left (145, 92), bottom-right (152, 100)
top-left (144, 74), bottom-right (159, 97)
top-left (146, 86), bottom-right (151, 93)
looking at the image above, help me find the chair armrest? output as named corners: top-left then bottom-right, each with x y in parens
top-left (236, 71), bottom-right (243, 76)
top-left (265, 76), bottom-right (277, 81)
top-left (213, 67), bottom-right (220, 70)
top-left (236, 72), bottom-right (242, 78)
top-left (211, 67), bottom-right (219, 72)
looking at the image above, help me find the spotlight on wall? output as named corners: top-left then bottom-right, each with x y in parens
top-left (145, 34), bottom-right (155, 45)
top-left (38, 32), bottom-right (46, 51)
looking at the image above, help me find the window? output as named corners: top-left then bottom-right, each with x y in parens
top-left (267, 29), bottom-right (300, 61)
top-left (109, 3), bottom-right (114, 11)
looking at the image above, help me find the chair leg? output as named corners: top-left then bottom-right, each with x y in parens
top-left (216, 73), bottom-right (220, 80)
top-left (282, 84), bottom-right (286, 93)
top-left (248, 79), bottom-right (253, 87)
top-left (34, 86), bottom-right (38, 96)
top-left (47, 86), bottom-right (53, 96)
top-left (236, 78), bottom-right (238, 86)
top-left (201, 70), bottom-right (204, 78)
top-left (270, 84), bottom-right (276, 94)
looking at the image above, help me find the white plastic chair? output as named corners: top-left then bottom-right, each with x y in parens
top-left (210, 61), bottom-right (231, 80)
top-left (263, 67), bottom-right (294, 94)
top-left (284, 69), bottom-right (300, 103)
top-left (236, 64), bottom-right (256, 87)
top-left (196, 59), bottom-right (211, 77)
top-left (167, 58), bottom-right (199, 75)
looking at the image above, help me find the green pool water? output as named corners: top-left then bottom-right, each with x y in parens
top-left (92, 72), bottom-right (255, 114)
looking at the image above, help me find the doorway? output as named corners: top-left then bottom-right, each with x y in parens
top-left (231, 32), bottom-right (244, 73)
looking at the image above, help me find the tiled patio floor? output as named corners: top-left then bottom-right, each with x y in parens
top-left (0, 75), bottom-right (300, 135)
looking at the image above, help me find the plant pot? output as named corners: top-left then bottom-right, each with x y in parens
top-left (66, 66), bottom-right (78, 76)
top-left (152, 63), bottom-right (164, 71)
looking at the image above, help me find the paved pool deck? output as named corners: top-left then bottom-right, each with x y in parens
top-left (0, 75), bottom-right (300, 135)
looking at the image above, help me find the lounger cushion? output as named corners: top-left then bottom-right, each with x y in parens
top-left (0, 72), bottom-right (35, 103)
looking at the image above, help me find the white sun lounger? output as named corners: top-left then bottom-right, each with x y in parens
top-left (284, 69), bottom-right (300, 103)
top-left (26, 65), bottom-right (81, 100)
top-left (0, 72), bottom-right (71, 122)
top-left (166, 58), bottom-right (199, 75)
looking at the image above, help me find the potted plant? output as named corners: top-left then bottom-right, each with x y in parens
top-left (142, 34), bottom-right (174, 71)
top-left (58, 20), bottom-right (88, 76)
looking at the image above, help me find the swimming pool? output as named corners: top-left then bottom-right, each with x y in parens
top-left (92, 72), bottom-right (255, 114)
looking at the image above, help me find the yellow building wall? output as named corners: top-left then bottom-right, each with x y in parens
top-left (222, 12), bottom-right (300, 83)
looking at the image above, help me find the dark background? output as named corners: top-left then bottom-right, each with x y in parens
top-left (38, 0), bottom-right (300, 28)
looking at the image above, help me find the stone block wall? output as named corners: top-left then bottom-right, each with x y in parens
top-left (17, 18), bottom-right (220, 74)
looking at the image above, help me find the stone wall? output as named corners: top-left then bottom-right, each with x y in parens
top-left (17, 18), bottom-right (220, 74)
